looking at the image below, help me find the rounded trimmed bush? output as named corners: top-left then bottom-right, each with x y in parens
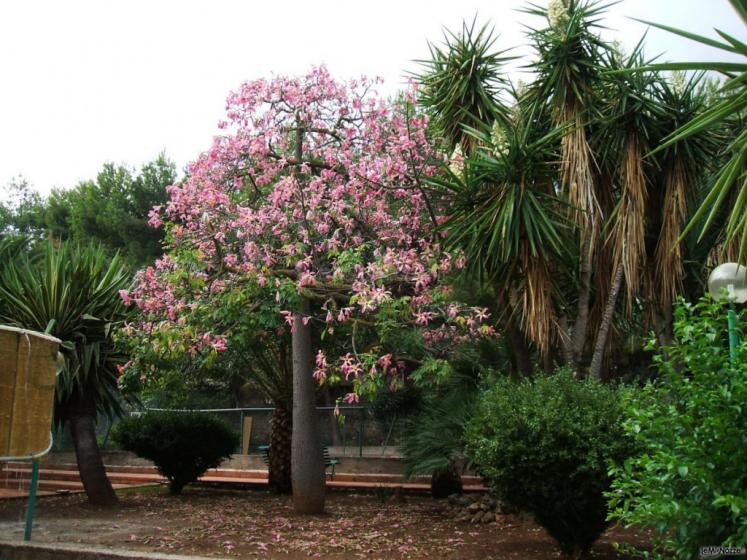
top-left (112, 410), bottom-right (238, 494)
top-left (465, 370), bottom-right (634, 559)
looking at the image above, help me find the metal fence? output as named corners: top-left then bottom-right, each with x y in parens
top-left (53, 406), bottom-right (406, 457)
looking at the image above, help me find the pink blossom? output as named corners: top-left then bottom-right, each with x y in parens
top-left (313, 350), bottom-right (328, 381)
top-left (280, 311), bottom-right (293, 327)
top-left (126, 66), bottom-right (496, 398)
top-left (119, 289), bottom-right (132, 306)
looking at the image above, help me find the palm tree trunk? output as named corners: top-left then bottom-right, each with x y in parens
top-left (589, 261), bottom-right (624, 379)
top-left (506, 321), bottom-right (533, 377)
top-left (430, 464), bottom-right (463, 499)
top-left (268, 406), bottom-right (292, 494)
top-left (558, 315), bottom-right (574, 366)
top-left (68, 411), bottom-right (118, 506)
top-left (291, 297), bottom-right (325, 513)
top-left (653, 306), bottom-right (674, 349)
top-left (571, 236), bottom-right (594, 368)
top-left (543, 348), bottom-right (554, 374)
top-left (501, 291), bottom-right (533, 377)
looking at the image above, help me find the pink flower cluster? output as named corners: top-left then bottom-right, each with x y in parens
top-left (143, 67), bottom-right (451, 309)
top-left (124, 66), bottom-right (495, 386)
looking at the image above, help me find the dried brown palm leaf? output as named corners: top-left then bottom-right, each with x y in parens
top-left (559, 104), bottom-right (602, 367)
top-left (610, 135), bottom-right (648, 310)
top-left (518, 249), bottom-right (558, 356)
top-left (559, 105), bottom-right (602, 244)
top-left (654, 159), bottom-right (688, 309)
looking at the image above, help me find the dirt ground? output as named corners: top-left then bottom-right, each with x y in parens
top-left (0, 485), bottom-right (650, 559)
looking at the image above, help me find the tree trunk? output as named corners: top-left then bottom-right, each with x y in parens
top-left (653, 306), bottom-right (673, 350)
top-left (502, 289), bottom-right (532, 377)
top-left (268, 406), bottom-right (292, 494)
top-left (543, 348), bottom-right (554, 374)
top-left (69, 411), bottom-right (118, 506)
top-left (430, 464), bottom-right (463, 499)
top-left (589, 261), bottom-right (624, 380)
top-left (506, 321), bottom-right (533, 377)
top-left (291, 297), bottom-right (325, 513)
top-left (571, 236), bottom-right (594, 369)
top-left (558, 315), bottom-right (574, 366)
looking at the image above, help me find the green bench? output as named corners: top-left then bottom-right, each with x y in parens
top-left (258, 445), bottom-right (341, 479)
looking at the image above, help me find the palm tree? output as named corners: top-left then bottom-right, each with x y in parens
top-left (523, 0), bottom-right (612, 370)
top-left (628, 0), bottom-right (747, 260)
top-left (0, 242), bottom-right (130, 505)
top-left (588, 50), bottom-right (721, 378)
top-left (213, 334), bottom-right (294, 494)
top-left (121, 279), bottom-right (297, 494)
top-left (433, 92), bottom-right (572, 360)
top-left (418, 19), bottom-right (572, 371)
top-left (416, 19), bottom-right (511, 155)
top-left (400, 341), bottom-right (498, 497)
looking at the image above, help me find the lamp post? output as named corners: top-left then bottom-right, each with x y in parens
top-left (707, 262), bottom-right (747, 362)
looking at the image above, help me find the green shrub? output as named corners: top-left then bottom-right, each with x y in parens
top-left (112, 410), bottom-right (238, 494)
top-left (608, 299), bottom-right (747, 559)
top-left (465, 370), bottom-right (634, 559)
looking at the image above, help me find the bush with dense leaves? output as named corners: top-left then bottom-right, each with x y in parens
top-left (112, 411), bottom-right (238, 494)
top-left (465, 370), bottom-right (634, 559)
top-left (608, 299), bottom-right (747, 559)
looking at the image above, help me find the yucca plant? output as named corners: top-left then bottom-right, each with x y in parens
top-left (646, 72), bottom-right (722, 345)
top-left (0, 242), bottom-right (130, 505)
top-left (432, 96), bottom-right (572, 357)
top-left (651, 74), bottom-right (714, 308)
top-left (415, 18), bottom-right (511, 155)
top-left (0, 235), bottom-right (28, 267)
top-left (588, 48), bottom-right (722, 378)
top-left (585, 44), bottom-right (663, 377)
top-left (524, 0), bottom-right (613, 369)
top-left (629, 0), bottom-right (747, 259)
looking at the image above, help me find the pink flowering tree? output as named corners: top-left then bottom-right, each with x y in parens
top-left (124, 67), bottom-right (492, 513)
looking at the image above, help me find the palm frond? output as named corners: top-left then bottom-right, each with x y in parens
top-left (0, 242), bottom-right (131, 423)
top-left (622, 1), bottom-right (747, 259)
top-left (413, 18), bottom-right (512, 153)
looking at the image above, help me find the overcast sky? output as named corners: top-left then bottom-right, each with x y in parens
top-left (1, 0), bottom-right (744, 197)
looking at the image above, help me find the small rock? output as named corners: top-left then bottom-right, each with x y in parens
top-left (471, 512), bottom-right (484, 524)
top-left (481, 510), bottom-right (494, 524)
top-left (496, 501), bottom-right (517, 515)
top-left (447, 493), bottom-right (463, 506)
top-left (467, 502), bottom-right (481, 513)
